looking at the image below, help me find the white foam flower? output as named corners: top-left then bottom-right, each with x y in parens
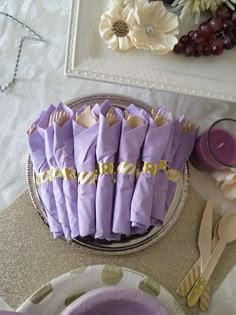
top-left (130, 0), bottom-right (179, 55)
top-left (212, 168), bottom-right (236, 200)
top-left (172, 0), bottom-right (236, 23)
top-left (108, 0), bottom-right (135, 9)
top-left (99, 6), bottom-right (139, 51)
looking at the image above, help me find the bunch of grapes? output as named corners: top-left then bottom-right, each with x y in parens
top-left (174, 6), bottom-right (236, 57)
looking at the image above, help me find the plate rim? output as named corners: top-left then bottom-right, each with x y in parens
top-left (64, 0), bottom-right (236, 103)
top-left (27, 93), bottom-right (189, 255)
top-left (17, 264), bottom-right (186, 315)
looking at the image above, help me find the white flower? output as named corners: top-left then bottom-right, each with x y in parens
top-left (99, 6), bottom-right (139, 51)
top-left (212, 168), bottom-right (236, 200)
top-left (130, 1), bottom-right (179, 55)
top-left (108, 0), bottom-right (135, 9)
top-left (172, 0), bottom-right (236, 23)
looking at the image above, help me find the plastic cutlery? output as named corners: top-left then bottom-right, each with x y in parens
top-left (176, 223), bottom-right (219, 298)
top-left (198, 199), bottom-right (213, 272)
top-left (177, 212), bottom-right (220, 311)
top-left (187, 212), bottom-right (236, 307)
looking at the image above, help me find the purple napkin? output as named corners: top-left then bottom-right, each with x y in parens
top-left (53, 103), bottom-right (79, 239)
top-left (165, 124), bottom-right (198, 209)
top-left (38, 105), bottom-right (71, 240)
top-left (27, 112), bottom-right (63, 239)
top-left (150, 117), bottom-right (179, 225)
top-left (72, 105), bottom-right (99, 237)
top-left (130, 116), bottom-right (173, 229)
top-left (112, 104), bottom-right (148, 236)
top-left (95, 100), bottom-right (122, 240)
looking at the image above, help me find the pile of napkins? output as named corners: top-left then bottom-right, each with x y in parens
top-left (27, 100), bottom-right (198, 241)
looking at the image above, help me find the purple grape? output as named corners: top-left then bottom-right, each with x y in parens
top-left (215, 31), bottom-right (224, 40)
top-left (199, 22), bottom-right (213, 33)
top-left (211, 39), bottom-right (224, 55)
top-left (209, 17), bottom-right (223, 32)
top-left (184, 44), bottom-right (195, 57)
top-left (226, 31), bottom-right (235, 42)
top-left (194, 45), bottom-right (204, 57)
top-left (223, 20), bottom-right (234, 31)
top-left (180, 35), bottom-right (191, 45)
top-left (188, 30), bottom-right (195, 38)
top-left (217, 6), bottom-right (231, 20)
top-left (232, 11), bottom-right (236, 25)
top-left (192, 30), bottom-right (209, 44)
top-left (203, 45), bottom-right (211, 56)
top-left (223, 35), bottom-right (235, 49)
top-left (174, 42), bottom-right (184, 54)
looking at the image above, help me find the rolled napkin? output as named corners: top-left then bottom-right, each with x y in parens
top-left (130, 110), bottom-right (174, 229)
top-left (72, 105), bottom-right (99, 237)
top-left (38, 105), bottom-right (71, 240)
top-left (27, 111), bottom-right (63, 239)
top-left (165, 119), bottom-right (199, 209)
top-left (112, 104), bottom-right (148, 235)
top-left (151, 115), bottom-right (183, 225)
top-left (95, 100), bottom-right (122, 240)
top-left (53, 103), bottom-right (79, 239)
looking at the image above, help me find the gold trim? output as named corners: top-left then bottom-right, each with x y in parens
top-left (167, 169), bottom-right (180, 182)
top-left (142, 160), bottom-right (169, 177)
top-left (36, 167), bottom-right (77, 186)
top-left (98, 163), bottom-right (114, 175)
top-left (78, 171), bottom-right (97, 184)
top-left (35, 170), bottom-right (51, 186)
top-left (61, 168), bottom-right (77, 180)
top-left (117, 162), bottom-right (136, 175)
top-left (135, 168), bottom-right (141, 178)
top-left (51, 167), bottom-right (77, 180)
top-left (142, 162), bottom-right (159, 176)
top-left (159, 160), bottom-right (168, 171)
top-left (187, 276), bottom-right (208, 307)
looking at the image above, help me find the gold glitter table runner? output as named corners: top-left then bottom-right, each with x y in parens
top-left (0, 188), bottom-right (236, 315)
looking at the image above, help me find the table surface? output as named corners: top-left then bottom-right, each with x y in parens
top-left (0, 0), bottom-right (236, 314)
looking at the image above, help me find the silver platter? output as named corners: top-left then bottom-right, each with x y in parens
top-left (27, 94), bottom-right (189, 255)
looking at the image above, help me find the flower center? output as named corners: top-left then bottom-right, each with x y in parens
top-left (146, 25), bottom-right (155, 35)
top-left (112, 20), bottom-right (129, 37)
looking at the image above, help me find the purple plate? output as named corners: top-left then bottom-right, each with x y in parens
top-left (61, 287), bottom-right (170, 315)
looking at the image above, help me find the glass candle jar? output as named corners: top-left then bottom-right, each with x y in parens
top-left (191, 118), bottom-right (236, 172)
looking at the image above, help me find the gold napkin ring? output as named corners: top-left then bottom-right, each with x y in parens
top-left (159, 160), bottom-right (169, 171)
top-left (141, 160), bottom-right (169, 176)
top-left (98, 163), bottom-right (114, 175)
top-left (35, 167), bottom-right (77, 186)
top-left (167, 168), bottom-right (180, 182)
top-left (142, 162), bottom-right (159, 176)
top-left (117, 162), bottom-right (136, 175)
top-left (35, 170), bottom-right (51, 186)
top-left (78, 171), bottom-right (97, 184)
top-left (60, 168), bottom-right (77, 180)
top-left (135, 168), bottom-right (141, 178)
top-left (51, 167), bottom-right (77, 181)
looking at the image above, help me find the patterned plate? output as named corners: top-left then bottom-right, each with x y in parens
top-left (27, 94), bottom-right (189, 255)
top-left (17, 265), bottom-right (185, 315)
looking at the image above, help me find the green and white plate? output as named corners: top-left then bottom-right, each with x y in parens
top-left (17, 265), bottom-right (185, 315)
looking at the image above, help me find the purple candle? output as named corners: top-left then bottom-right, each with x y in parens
top-left (191, 119), bottom-right (236, 171)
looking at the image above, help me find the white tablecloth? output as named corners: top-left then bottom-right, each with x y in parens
top-left (0, 0), bottom-right (236, 313)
